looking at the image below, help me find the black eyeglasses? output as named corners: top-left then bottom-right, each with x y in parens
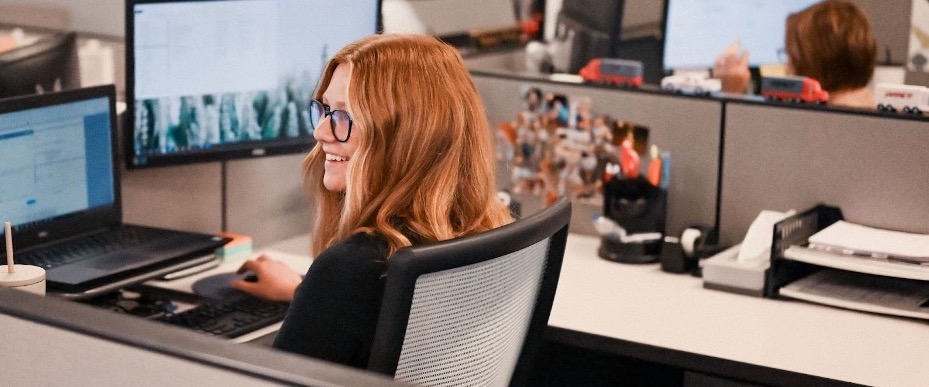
top-left (309, 99), bottom-right (353, 142)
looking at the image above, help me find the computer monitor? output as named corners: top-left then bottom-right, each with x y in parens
top-left (0, 32), bottom-right (79, 98)
top-left (551, 0), bottom-right (624, 73)
top-left (125, 0), bottom-right (381, 168)
top-left (662, 0), bottom-right (819, 71)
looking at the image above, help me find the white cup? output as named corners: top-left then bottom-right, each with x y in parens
top-left (0, 264), bottom-right (46, 296)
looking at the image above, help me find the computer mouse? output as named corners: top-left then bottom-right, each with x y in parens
top-left (191, 271), bottom-right (256, 300)
top-left (242, 271), bottom-right (259, 283)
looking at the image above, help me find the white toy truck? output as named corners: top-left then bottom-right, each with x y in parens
top-left (660, 74), bottom-right (722, 95)
top-left (875, 83), bottom-right (929, 115)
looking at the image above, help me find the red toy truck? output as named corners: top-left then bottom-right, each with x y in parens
top-left (579, 58), bottom-right (644, 87)
top-left (760, 76), bottom-right (829, 104)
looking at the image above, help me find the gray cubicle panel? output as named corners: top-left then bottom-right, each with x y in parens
top-left (0, 289), bottom-right (406, 386)
top-left (718, 102), bottom-right (929, 246)
top-left (226, 153), bottom-right (313, 248)
top-left (122, 162), bottom-right (224, 234)
top-left (471, 72), bottom-right (722, 237)
top-left (121, 154), bottom-right (311, 248)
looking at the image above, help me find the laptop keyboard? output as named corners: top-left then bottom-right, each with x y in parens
top-left (14, 226), bottom-right (177, 270)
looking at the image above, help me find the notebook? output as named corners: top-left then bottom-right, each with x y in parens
top-left (0, 85), bottom-right (229, 299)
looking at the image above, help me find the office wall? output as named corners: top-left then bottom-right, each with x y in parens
top-left (0, 0), bottom-right (123, 36)
top-left (718, 103), bottom-right (929, 246)
top-left (472, 73), bottom-right (721, 237)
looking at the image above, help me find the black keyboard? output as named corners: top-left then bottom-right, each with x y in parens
top-left (156, 293), bottom-right (289, 338)
top-left (14, 225), bottom-right (174, 270)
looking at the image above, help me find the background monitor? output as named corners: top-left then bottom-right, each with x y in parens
top-left (550, 0), bottom-right (624, 73)
top-left (662, 0), bottom-right (819, 71)
top-left (0, 32), bottom-right (80, 99)
top-left (125, 0), bottom-right (381, 168)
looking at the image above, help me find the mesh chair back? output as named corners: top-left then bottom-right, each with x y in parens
top-left (368, 197), bottom-right (571, 387)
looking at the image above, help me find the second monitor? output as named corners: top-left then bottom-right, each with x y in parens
top-left (662, 0), bottom-right (818, 71)
top-left (125, 0), bottom-right (381, 168)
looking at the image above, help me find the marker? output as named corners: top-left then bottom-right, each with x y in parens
top-left (647, 145), bottom-right (662, 186)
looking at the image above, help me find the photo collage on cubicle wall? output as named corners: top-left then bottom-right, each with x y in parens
top-left (494, 86), bottom-right (660, 208)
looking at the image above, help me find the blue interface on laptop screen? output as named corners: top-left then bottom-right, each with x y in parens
top-left (0, 97), bottom-right (114, 227)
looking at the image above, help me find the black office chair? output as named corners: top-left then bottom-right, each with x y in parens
top-left (367, 197), bottom-right (571, 387)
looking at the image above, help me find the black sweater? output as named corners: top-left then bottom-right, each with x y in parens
top-left (273, 233), bottom-right (389, 368)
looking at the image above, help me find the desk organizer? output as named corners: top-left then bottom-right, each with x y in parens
top-left (765, 204), bottom-right (844, 298)
top-left (765, 205), bottom-right (929, 321)
top-left (597, 177), bottom-right (667, 264)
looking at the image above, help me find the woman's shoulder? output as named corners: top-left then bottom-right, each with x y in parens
top-left (315, 232), bottom-right (390, 265)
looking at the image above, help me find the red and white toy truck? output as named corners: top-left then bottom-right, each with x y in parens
top-left (875, 83), bottom-right (929, 115)
top-left (579, 58), bottom-right (644, 87)
top-left (760, 76), bottom-right (829, 104)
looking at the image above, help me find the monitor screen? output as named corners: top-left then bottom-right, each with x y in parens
top-left (0, 90), bottom-right (115, 230)
top-left (126, 0), bottom-right (381, 168)
top-left (662, 0), bottom-right (819, 71)
top-left (0, 32), bottom-right (80, 99)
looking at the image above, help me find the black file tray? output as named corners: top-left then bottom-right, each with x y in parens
top-left (764, 204), bottom-right (844, 298)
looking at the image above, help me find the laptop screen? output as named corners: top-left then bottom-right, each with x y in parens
top-left (0, 86), bottom-right (120, 248)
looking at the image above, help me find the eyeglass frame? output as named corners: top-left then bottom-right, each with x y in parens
top-left (309, 99), bottom-right (354, 143)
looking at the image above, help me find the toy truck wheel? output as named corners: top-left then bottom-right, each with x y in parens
top-left (902, 106), bottom-right (912, 114)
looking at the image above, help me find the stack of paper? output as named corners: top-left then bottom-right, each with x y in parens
top-left (808, 221), bottom-right (929, 264)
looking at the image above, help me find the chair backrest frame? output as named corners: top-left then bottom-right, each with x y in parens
top-left (367, 197), bottom-right (571, 386)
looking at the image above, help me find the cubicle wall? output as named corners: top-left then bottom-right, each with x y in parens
top-left (0, 289), bottom-right (400, 386)
top-left (121, 154), bottom-right (311, 248)
top-left (226, 154), bottom-right (312, 246)
top-left (718, 103), bottom-right (929, 246)
top-left (472, 73), bottom-right (722, 237)
top-left (121, 162), bottom-right (224, 233)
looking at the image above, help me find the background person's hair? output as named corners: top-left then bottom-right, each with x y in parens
top-left (785, 0), bottom-right (876, 93)
top-left (305, 34), bottom-right (512, 256)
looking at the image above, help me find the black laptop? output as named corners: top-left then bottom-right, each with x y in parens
top-left (0, 85), bottom-right (229, 299)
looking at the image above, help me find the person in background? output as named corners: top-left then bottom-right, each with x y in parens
top-left (230, 34), bottom-right (513, 370)
top-left (714, 0), bottom-right (877, 109)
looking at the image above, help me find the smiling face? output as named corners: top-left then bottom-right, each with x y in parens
top-left (313, 64), bottom-right (358, 192)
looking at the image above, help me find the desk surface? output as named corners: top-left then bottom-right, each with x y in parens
top-left (551, 234), bottom-right (929, 387)
top-left (153, 233), bottom-right (929, 386)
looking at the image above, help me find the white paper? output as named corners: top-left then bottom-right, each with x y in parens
top-left (808, 221), bottom-right (929, 262)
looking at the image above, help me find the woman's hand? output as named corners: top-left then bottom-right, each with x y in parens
top-left (713, 41), bottom-right (751, 94)
top-left (230, 254), bottom-right (303, 302)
